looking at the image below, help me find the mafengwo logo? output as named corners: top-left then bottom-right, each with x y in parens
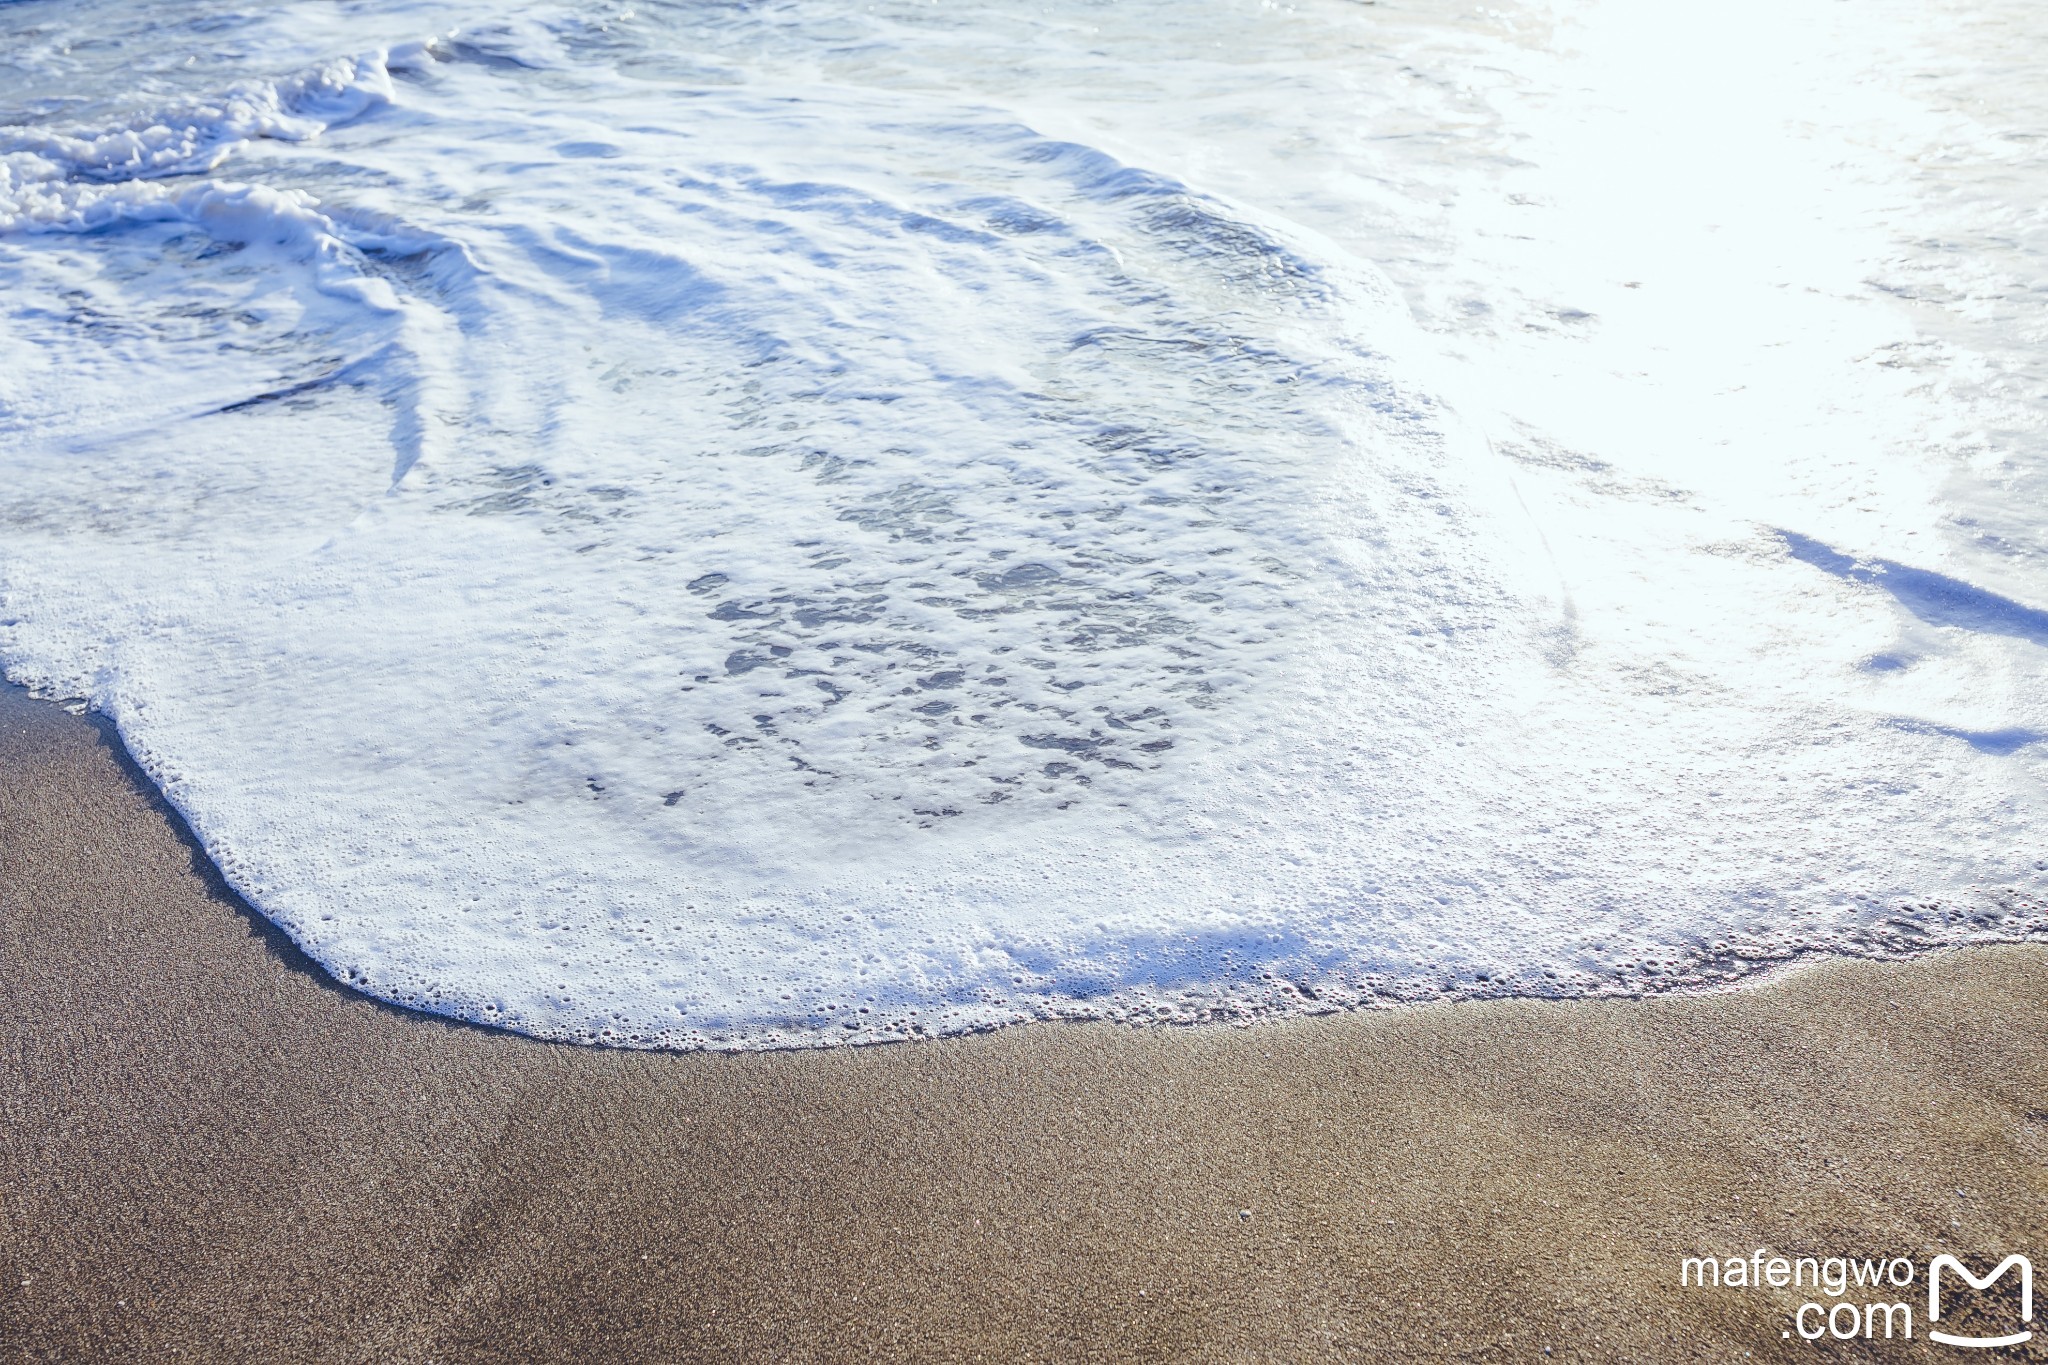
top-left (1929, 1256), bottom-right (2033, 1350)
top-left (1679, 1249), bottom-right (2034, 1348)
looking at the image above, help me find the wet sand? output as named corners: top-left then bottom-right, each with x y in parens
top-left (4, 679), bottom-right (2046, 1363)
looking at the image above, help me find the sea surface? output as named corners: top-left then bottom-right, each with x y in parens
top-left (3, 0), bottom-right (2045, 1046)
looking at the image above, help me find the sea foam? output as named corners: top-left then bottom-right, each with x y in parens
top-left (3, 0), bottom-right (2045, 1047)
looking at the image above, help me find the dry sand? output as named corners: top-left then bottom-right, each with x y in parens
top-left (4, 678), bottom-right (2046, 1362)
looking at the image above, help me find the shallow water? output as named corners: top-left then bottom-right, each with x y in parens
top-left (3, 0), bottom-right (2044, 1046)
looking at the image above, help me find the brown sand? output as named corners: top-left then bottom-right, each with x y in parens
top-left (4, 680), bottom-right (2046, 1363)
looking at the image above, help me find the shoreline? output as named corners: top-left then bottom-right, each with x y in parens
top-left (9, 677), bottom-right (2039, 1056)
top-left (6, 680), bottom-right (2048, 1361)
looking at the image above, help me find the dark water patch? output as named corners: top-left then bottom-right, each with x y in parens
top-left (1781, 529), bottom-right (2048, 646)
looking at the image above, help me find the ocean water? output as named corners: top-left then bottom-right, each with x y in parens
top-left (3, 0), bottom-right (2044, 1047)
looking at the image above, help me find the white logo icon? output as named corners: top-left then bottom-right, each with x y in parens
top-left (1929, 1254), bottom-right (2034, 1349)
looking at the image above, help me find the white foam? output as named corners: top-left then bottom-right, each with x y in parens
top-left (2, 0), bottom-right (2045, 1047)
top-left (0, 49), bottom-right (414, 186)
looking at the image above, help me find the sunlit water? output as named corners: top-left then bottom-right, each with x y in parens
top-left (2, 0), bottom-right (2043, 1046)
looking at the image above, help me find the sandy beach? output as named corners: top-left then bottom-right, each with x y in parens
top-left (8, 0), bottom-right (2047, 1358)
top-left (2, 678), bottom-right (2043, 1362)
